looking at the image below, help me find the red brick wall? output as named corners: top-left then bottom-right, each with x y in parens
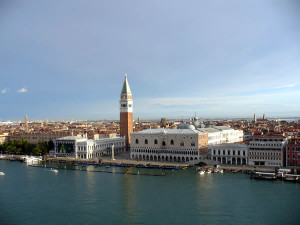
top-left (120, 112), bottom-right (133, 150)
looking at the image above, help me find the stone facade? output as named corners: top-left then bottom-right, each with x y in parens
top-left (130, 128), bottom-right (208, 163)
top-left (55, 136), bottom-right (126, 159)
top-left (211, 143), bottom-right (248, 165)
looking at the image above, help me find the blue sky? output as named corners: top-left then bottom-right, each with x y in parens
top-left (0, 0), bottom-right (300, 120)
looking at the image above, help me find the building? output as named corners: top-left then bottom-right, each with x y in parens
top-left (24, 115), bottom-right (28, 130)
top-left (248, 135), bottom-right (288, 167)
top-left (130, 128), bottom-right (208, 163)
top-left (197, 126), bottom-right (243, 145)
top-left (9, 133), bottom-right (70, 144)
top-left (55, 136), bottom-right (126, 159)
top-left (211, 143), bottom-right (248, 165)
top-left (0, 132), bottom-right (9, 144)
top-left (286, 138), bottom-right (300, 167)
top-left (120, 74), bottom-right (133, 150)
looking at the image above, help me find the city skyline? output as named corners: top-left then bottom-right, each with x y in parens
top-left (1, 0), bottom-right (300, 120)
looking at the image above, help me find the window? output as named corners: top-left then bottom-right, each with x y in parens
top-left (170, 140), bottom-right (174, 145)
top-left (135, 139), bottom-right (139, 144)
top-left (145, 139), bottom-right (148, 144)
top-left (180, 142), bottom-right (184, 147)
top-left (154, 139), bottom-right (158, 144)
top-left (162, 141), bottom-right (166, 146)
top-left (191, 142), bottom-right (195, 147)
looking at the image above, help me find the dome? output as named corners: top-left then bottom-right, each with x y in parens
top-left (178, 123), bottom-right (189, 129)
top-left (178, 123), bottom-right (195, 130)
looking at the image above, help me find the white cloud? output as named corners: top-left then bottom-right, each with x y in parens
top-left (17, 87), bottom-right (28, 93)
top-left (1, 88), bottom-right (9, 94)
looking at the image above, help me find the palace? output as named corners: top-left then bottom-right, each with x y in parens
top-left (130, 128), bottom-right (208, 163)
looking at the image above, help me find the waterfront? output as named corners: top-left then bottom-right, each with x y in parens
top-left (1, 160), bottom-right (300, 225)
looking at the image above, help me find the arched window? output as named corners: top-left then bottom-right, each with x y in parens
top-left (154, 139), bottom-right (158, 144)
top-left (135, 139), bottom-right (139, 144)
top-left (145, 139), bottom-right (148, 144)
top-left (180, 141), bottom-right (184, 147)
top-left (162, 141), bottom-right (166, 146)
top-left (191, 142), bottom-right (195, 147)
top-left (170, 140), bottom-right (174, 145)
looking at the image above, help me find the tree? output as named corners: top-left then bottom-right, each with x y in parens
top-left (32, 146), bottom-right (42, 156)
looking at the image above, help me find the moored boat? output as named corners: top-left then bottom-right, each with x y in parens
top-left (0, 172), bottom-right (5, 176)
top-left (284, 174), bottom-right (300, 182)
top-left (50, 169), bottom-right (59, 173)
top-left (251, 172), bottom-right (276, 180)
top-left (198, 170), bottom-right (205, 175)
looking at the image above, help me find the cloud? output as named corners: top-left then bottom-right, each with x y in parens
top-left (1, 88), bottom-right (9, 94)
top-left (17, 87), bottom-right (28, 93)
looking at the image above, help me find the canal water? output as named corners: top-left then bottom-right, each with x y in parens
top-left (0, 160), bottom-right (299, 225)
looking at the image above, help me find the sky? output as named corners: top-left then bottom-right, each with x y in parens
top-left (0, 0), bottom-right (300, 121)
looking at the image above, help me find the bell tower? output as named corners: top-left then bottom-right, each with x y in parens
top-left (120, 74), bottom-right (133, 150)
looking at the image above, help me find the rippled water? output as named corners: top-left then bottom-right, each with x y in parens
top-left (0, 160), bottom-right (299, 225)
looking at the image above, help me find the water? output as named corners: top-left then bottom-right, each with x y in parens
top-left (0, 160), bottom-right (299, 225)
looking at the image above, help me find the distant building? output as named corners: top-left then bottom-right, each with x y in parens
top-left (9, 133), bottom-right (69, 144)
top-left (130, 128), bottom-right (208, 163)
top-left (24, 115), bottom-right (28, 129)
top-left (120, 74), bottom-right (133, 150)
top-left (55, 136), bottom-right (125, 159)
top-left (286, 139), bottom-right (300, 167)
top-left (211, 143), bottom-right (248, 165)
top-left (248, 135), bottom-right (288, 167)
top-left (254, 113), bottom-right (257, 123)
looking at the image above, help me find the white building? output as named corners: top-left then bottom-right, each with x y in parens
top-left (248, 135), bottom-right (288, 167)
top-left (55, 136), bottom-right (125, 159)
top-left (130, 128), bottom-right (208, 163)
top-left (211, 143), bottom-right (248, 165)
top-left (197, 126), bottom-right (243, 145)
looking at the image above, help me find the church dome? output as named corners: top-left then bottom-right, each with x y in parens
top-left (178, 123), bottom-right (189, 129)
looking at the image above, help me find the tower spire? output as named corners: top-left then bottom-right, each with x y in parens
top-left (121, 73), bottom-right (132, 95)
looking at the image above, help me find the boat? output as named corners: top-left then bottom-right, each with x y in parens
top-left (23, 156), bottom-right (40, 164)
top-left (251, 172), bottom-right (276, 180)
top-left (0, 172), bottom-right (5, 176)
top-left (50, 169), bottom-right (59, 173)
top-left (206, 169), bottom-right (212, 174)
top-left (198, 171), bottom-right (205, 175)
top-left (284, 174), bottom-right (300, 182)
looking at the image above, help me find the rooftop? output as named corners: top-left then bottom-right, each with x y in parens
top-left (132, 128), bottom-right (199, 135)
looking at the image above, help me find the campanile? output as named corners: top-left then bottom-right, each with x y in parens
top-left (120, 74), bottom-right (133, 150)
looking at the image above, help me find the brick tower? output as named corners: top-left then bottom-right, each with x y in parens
top-left (120, 74), bottom-right (133, 150)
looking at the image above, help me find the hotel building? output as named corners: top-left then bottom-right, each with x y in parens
top-left (248, 135), bottom-right (288, 167)
top-left (286, 138), bottom-right (300, 167)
